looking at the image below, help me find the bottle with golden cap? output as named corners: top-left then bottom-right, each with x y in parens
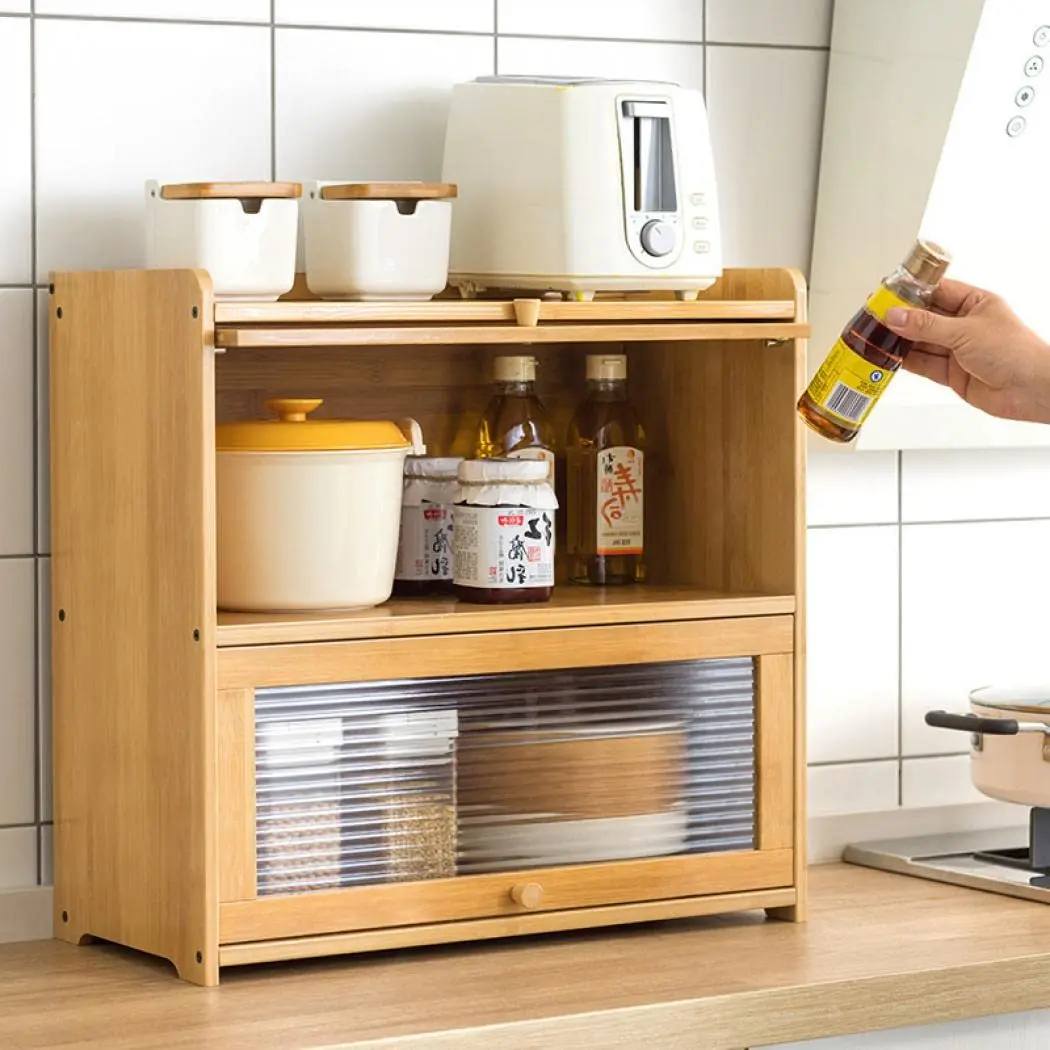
top-left (567, 353), bottom-right (646, 586)
top-left (474, 355), bottom-right (556, 477)
top-left (798, 239), bottom-right (951, 443)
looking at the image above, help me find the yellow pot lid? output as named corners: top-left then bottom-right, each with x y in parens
top-left (217, 399), bottom-right (412, 452)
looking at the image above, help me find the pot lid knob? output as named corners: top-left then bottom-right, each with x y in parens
top-left (266, 398), bottom-right (323, 422)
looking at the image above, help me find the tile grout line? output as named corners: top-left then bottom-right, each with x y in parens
top-left (808, 513), bottom-right (1050, 530)
top-left (702, 0), bottom-right (707, 97)
top-left (269, 0), bottom-right (276, 181)
top-left (808, 752), bottom-right (969, 769)
top-left (29, 0), bottom-right (42, 887)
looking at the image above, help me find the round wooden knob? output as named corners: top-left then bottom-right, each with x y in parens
top-left (510, 882), bottom-right (544, 910)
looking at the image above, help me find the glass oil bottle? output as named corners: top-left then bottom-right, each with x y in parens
top-left (798, 239), bottom-right (951, 443)
top-left (474, 355), bottom-right (556, 476)
top-left (567, 353), bottom-right (646, 586)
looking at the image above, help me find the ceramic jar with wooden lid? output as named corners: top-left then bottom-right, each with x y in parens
top-left (302, 180), bottom-right (457, 300)
top-left (144, 180), bottom-right (301, 301)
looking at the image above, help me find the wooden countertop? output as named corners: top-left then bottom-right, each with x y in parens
top-left (4, 864), bottom-right (1050, 1049)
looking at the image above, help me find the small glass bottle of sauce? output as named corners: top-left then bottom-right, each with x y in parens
top-left (453, 459), bottom-right (558, 605)
top-left (393, 456), bottom-right (462, 597)
top-left (798, 238), bottom-right (951, 442)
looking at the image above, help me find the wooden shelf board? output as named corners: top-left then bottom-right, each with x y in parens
top-left (215, 587), bottom-right (796, 647)
top-left (214, 298), bottom-right (798, 325)
top-left (214, 320), bottom-right (808, 349)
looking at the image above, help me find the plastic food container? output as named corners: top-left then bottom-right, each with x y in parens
top-left (216, 397), bottom-right (422, 612)
top-left (302, 181), bottom-right (457, 301)
top-left (144, 180), bottom-right (301, 301)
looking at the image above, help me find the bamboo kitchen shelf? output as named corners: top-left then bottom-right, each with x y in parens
top-left (216, 588), bottom-right (797, 647)
top-left (49, 266), bottom-right (809, 986)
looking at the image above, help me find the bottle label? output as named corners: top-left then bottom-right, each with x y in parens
top-left (507, 447), bottom-right (555, 486)
top-left (596, 447), bottom-right (643, 555)
top-left (804, 285), bottom-right (910, 425)
top-left (395, 503), bottom-right (454, 582)
top-left (453, 505), bottom-right (555, 589)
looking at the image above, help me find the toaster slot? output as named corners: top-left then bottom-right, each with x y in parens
top-left (623, 100), bottom-right (677, 215)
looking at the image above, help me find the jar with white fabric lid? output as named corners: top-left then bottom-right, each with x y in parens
top-left (393, 456), bottom-right (463, 597)
top-left (453, 458), bottom-right (558, 604)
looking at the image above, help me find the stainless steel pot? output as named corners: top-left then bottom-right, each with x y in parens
top-left (926, 686), bottom-right (1050, 807)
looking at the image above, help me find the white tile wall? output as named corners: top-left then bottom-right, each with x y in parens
top-left (0, 828), bottom-right (36, 890)
top-left (498, 0), bottom-right (703, 42)
top-left (706, 0), bottom-right (833, 47)
top-left (276, 29), bottom-right (494, 183)
top-left (278, 1), bottom-right (494, 32)
top-left (498, 36), bottom-right (704, 88)
top-left (705, 46), bottom-right (828, 270)
top-left (0, 18), bottom-right (31, 284)
top-left (0, 559), bottom-right (36, 828)
top-left (8, 0), bottom-right (1034, 894)
top-left (808, 762), bottom-right (898, 819)
top-left (901, 756), bottom-right (988, 810)
top-left (37, 560), bottom-right (51, 825)
top-left (902, 449), bottom-right (1050, 523)
top-left (36, 0), bottom-right (269, 20)
top-left (807, 450), bottom-right (898, 527)
top-left (0, 291), bottom-right (34, 556)
top-left (901, 520), bottom-right (1050, 757)
top-left (35, 19), bottom-right (272, 277)
top-left (807, 526), bottom-right (899, 763)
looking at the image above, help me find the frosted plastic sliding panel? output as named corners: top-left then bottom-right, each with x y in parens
top-left (254, 658), bottom-right (755, 895)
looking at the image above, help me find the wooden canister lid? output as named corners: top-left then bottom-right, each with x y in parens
top-left (317, 182), bottom-right (458, 201)
top-left (157, 181), bottom-right (302, 200)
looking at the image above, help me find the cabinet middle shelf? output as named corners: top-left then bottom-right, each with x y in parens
top-left (215, 586), bottom-right (795, 647)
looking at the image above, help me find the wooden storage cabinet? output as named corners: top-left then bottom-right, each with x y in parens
top-left (49, 267), bottom-right (808, 986)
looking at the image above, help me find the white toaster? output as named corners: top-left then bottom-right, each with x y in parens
top-left (440, 76), bottom-right (723, 300)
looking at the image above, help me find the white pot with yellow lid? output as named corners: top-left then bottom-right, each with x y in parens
top-left (216, 398), bottom-right (422, 612)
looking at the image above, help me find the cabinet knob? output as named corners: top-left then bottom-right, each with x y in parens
top-left (510, 882), bottom-right (544, 910)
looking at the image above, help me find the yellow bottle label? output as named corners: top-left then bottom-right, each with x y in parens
top-left (804, 284), bottom-right (912, 426)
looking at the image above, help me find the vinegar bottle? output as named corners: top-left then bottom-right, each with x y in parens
top-left (567, 353), bottom-right (646, 586)
top-left (798, 239), bottom-right (951, 443)
top-left (474, 355), bottom-right (556, 477)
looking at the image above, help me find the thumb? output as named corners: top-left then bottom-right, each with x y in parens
top-left (884, 305), bottom-right (966, 350)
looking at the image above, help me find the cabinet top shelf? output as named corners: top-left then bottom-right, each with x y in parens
top-left (213, 296), bottom-right (808, 348)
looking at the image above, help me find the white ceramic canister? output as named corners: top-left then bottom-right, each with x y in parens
top-left (393, 456), bottom-right (463, 597)
top-left (302, 181), bottom-right (457, 301)
top-left (144, 180), bottom-right (300, 301)
top-left (216, 398), bottom-right (422, 612)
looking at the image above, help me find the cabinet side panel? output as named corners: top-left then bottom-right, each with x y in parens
top-left (638, 268), bottom-right (805, 597)
top-left (50, 269), bottom-right (217, 984)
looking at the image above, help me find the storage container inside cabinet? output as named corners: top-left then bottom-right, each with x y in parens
top-left (255, 687), bottom-right (458, 894)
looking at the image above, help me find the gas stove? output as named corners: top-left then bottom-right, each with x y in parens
top-left (844, 807), bottom-right (1050, 903)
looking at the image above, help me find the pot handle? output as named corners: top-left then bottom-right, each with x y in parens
top-left (925, 710), bottom-right (1019, 735)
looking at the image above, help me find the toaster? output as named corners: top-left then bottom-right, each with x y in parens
top-left (440, 76), bottom-right (723, 300)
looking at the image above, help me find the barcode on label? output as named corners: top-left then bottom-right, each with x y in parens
top-left (825, 383), bottom-right (871, 423)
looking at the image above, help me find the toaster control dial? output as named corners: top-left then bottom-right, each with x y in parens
top-left (640, 219), bottom-right (676, 257)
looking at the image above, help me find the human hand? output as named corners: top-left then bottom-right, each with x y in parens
top-left (884, 278), bottom-right (1050, 424)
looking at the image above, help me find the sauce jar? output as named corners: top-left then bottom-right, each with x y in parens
top-left (393, 456), bottom-right (462, 597)
top-left (453, 459), bottom-right (558, 605)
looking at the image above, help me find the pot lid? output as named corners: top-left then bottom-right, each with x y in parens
top-left (216, 399), bottom-right (412, 452)
top-left (157, 181), bottom-right (302, 200)
top-left (317, 181), bottom-right (458, 201)
top-left (969, 684), bottom-right (1050, 712)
